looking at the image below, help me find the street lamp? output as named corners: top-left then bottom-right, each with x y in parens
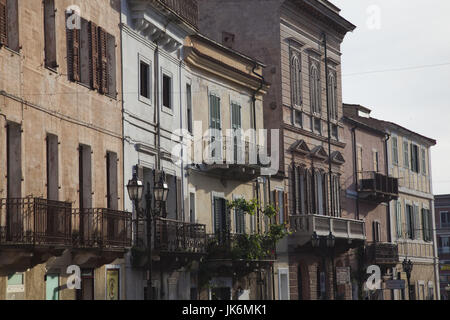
top-left (402, 258), bottom-right (413, 300)
top-left (127, 169), bottom-right (169, 300)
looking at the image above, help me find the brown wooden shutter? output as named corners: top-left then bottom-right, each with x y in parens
top-left (89, 21), bottom-right (99, 90)
top-left (7, 122), bottom-right (22, 199)
top-left (67, 13), bottom-right (81, 82)
top-left (0, 0), bottom-right (7, 46)
top-left (98, 27), bottom-right (108, 94)
top-left (273, 190), bottom-right (279, 223)
top-left (284, 192), bottom-right (289, 228)
top-left (46, 134), bottom-right (59, 201)
top-left (79, 145), bottom-right (92, 209)
top-left (107, 152), bottom-right (118, 210)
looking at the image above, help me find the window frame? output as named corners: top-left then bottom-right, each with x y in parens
top-left (138, 56), bottom-right (152, 105)
top-left (309, 60), bottom-right (321, 115)
top-left (161, 70), bottom-right (173, 113)
top-left (290, 52), bottom-right (302, 107)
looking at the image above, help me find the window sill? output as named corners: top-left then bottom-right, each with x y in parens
top-left (138, 95), bottom-right (152, 107)
top-left (0, 45), bottom-right (21, 56)
top-left (162, 105), bottom-right (173, 116)
top-left (45, 65), bottom-right (58, 74)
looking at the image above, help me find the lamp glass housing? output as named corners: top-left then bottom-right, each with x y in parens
top-left (127, 175), bottom-right (144, 202)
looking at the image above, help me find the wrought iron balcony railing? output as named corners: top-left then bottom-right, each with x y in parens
top-left (0, 198), bottom-right (72, 247)
top-left (358, 171), bottom-right (399, 203)
top-left (157, 0), bottom-right (198, 28)
top-left (154, 218), bottom-right (206, 254)
top-left (72, 208), bottom-right (132, 250)
top-left (367, 242), bottom-right (399, 265)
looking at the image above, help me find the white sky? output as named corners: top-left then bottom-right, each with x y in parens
top-left (332, 0), bottom-right (450, 195)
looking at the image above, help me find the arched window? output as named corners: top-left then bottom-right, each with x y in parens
top-left (310, 64), bottom-right (321, 114)
top-left (291, 55), bottom-right (302, 106)
top-left (328, 73), bottom-right (338, 120)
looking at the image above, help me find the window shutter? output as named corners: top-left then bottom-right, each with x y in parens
top-left (89, 21), bottom-right (99, 90)
top-left (284, 192), bottom-right (289, 228)
top-left (422, 209), bottom-right (428, 241)
top-left (46, 134), bottom-right (59, 201)
top-left (323, 173), bottom-right (329, 216)
top-left (176, 177), bottom-right (182, 221)
top-left (405, 206), bottom-right (411, 238)
top-left (0, 0), bottom-right (8, 46)
top-left (98, 27), bottom-right (109, 94)
top-left (396, 201), bottom-right (402, 238)
top-left (106, 152), bottom-right (118, 210)
top-left (413, 205), bottom-right (420, 240)
top-left (273, 190), bottom-right (279, 222)
top-left (294, 167), bottom-right (300, 215)
top-left (67, 14), bottom-right (81, 82)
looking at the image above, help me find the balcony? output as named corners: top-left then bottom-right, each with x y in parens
top-left (156, 0), bottom-right (198, 29)
top-left (72, 208), bottom-right (132, 251)
top-left (289, 214), bottom-right (366, 247)
top-left (191, 135), bottom-right (266, 182)
top-left (0, 198), bottom-right (72, 247)
top-left (0, 198), bottom-right (72, 271)
top-left (154, 218), bottom-right (207, 255)
top-left (367, 242), bottom-right (399, 265)
top-left (358, 171), bottom-right (399, 203)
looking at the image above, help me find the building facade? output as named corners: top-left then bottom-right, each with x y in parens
top-left (197, 0), bottom-right (365, 300)
top-left (435, 194), bottom-right (450, 300)
top-left (120, 0), bottom-right (201, 300)
top-left (341, 104), bottom-right (439, 300)
top-left (183, 34), bottom-right (275, 300)
top-left (0, 0), bottom-right (129, 300)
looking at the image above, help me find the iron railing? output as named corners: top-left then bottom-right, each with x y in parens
top-left (359, 171), bottom-right (399, 198)
top-left (157, 0), bottom-right (198, 28)
top-left (0, 198), bottom-right (72, 246)
top-left (154, 218), bottom-right (206, 254)
top-left (72, 208), bottom-right (132, 249)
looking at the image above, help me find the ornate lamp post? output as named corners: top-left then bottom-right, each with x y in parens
top-left (127, 169), bottom-right (169, 300)
top-left (402, 258), bottom-right (413, 300)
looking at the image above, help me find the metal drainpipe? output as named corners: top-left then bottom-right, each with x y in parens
top-left (351, 126), bottom-right (360, 220)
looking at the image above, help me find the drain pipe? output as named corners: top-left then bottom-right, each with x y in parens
top-left (351, 126), bottom-right (360, 220)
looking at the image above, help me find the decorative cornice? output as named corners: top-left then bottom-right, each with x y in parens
top-left (310, 145), bottom-right (328, 160)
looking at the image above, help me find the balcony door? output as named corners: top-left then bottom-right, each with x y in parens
top-left (213, 196), bottom-right (228, 242)
top-left (79, 144), bottom-right (92, 243)
top-left (209, 94), bottom-right (222, 160)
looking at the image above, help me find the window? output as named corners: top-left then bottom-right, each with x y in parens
top-left (46, 134), bottom-right (59, 201)
top-left (106, 152), bottom-right (118, 210)
top-left (278, 268), bottom-right (290, 300)
top-left (403, 141), bottom-right (409, 169)
top-left (395, 201), bottom-right (402, 238)
top-left (79, 144), bottom-right (92, 210)
top-left (373, 151), bottom-right (379, 172)
top-left (0, 0), bottom-right (19, 51)
top-left (163, 74), bottom-right (172, 109)
top-left (331, 124), bottom-right (338, 141)
top-left (213, 196), bottom-right (227, 236)
top-left (313, 117), bottom-right (321, 134)
top-left (7, 122), bottom-right (22, 199)
top-left (392, 137), bottom-right (399, 165)
top-left (209, 94), bottom-right (221, 159)
top-left (140, 60), bottom-right (151, 100)
top-left (67, 17), bottom-right (116, 96)
top-left (294, 110), bottom-right (302, 127)
top-left (406, 204), bottom-right (414, 239)
top-left (273, 190), bottom-right (287, 225)
top-left (44, 0), bottom-right (57, 69)
top-left (421, 148), bottom-right (427, 175)
top-left (189, 192), bottom-right (195, 223)
top-left (411, 144), bottom-right (420, 173)
top-left (310, 63), bottom-right (321, 114)
top-left (441, 211), bottom-right (450, 227)
top-left (291, 54), bottom-right (302, 107)
top-left (440, 236), bottom-right (450, 248)
top-left (422, 208), bottom-right (432, 242)
top-left (331, 175), bottom-right (341, 217)
top-left (373, 221), bottom-right (381, 242)
top-left (234, 198), bottom-right (246, 234)
top-left (328, 72), bottom-right (338, 120)
top-left (186, 84), bottom-right (193, 134)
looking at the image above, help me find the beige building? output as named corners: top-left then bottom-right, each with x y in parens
top-left (0, 0), bottom-right (129, 300)
top-left (183, 34), bottom-right (278, 300)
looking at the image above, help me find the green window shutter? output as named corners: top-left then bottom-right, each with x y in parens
top-left (413, 205), bottom-right (420, 240)
top-left (396, 201), bottom-right (402, 238)
top-left (403, 141), bottom-right (409, 169)
top-left (392, 137), bottom-right (398, 165)
top-left (421, 149), bottom-right (427, 175)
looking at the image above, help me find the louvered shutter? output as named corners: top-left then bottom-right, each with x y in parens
top-left (396, 201), bottom-right (402, 238)
top-left (106, 152), bottom-right (118, 210)
top-left (323, 173), bottom-right (329, 216)
top-left (422, 209), bottom-right (428, 241)
top-left (89, 22), bottom-right (99, 90)
top-left (273, 190), bottom-right (279, 223)
top-left (98, 27), bottom-right (108, 94)
top-left (294, 167), bottom-right (301, 215)
top-left (406, 205), bottom-right (411, 238)
top-left (67, 13), bottom-right (81, 82)
top-left (413, 205), bottom-right (420, 240)
top-left (299, 169), bottom-right (306, 215)
top-left (0, 0), bottom-right (7, 46)
top-left (176, 178), bottom-right (182, 221)
top-left (284, 192), bottom-right (289, 228)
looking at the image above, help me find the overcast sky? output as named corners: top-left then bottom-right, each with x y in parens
top-left (332, 0), bottom-right (450, 195)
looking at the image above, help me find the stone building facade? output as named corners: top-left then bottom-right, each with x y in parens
top-left (197, 0), bottom-right (365, 300)
top-left (0, 0), bottom-right (128, 300)
top-left (435, 194), bottom-right (450, 300)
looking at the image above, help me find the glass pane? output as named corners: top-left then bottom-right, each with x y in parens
top-left (8, 273), bottom-right (23, 286)
top-left (46, 274), bottom-right (59, 300)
